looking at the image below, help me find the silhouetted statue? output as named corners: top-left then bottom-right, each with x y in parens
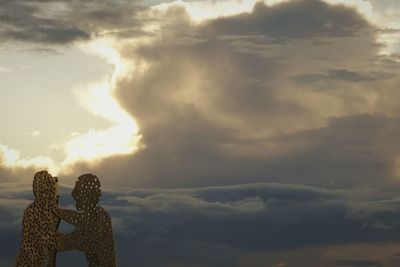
top-left (56, 174), bottom-right (116, 267)
top-left (14, 171), bottom-right (59, 267)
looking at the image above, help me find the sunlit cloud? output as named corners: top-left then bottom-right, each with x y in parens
top-left (61, 124), bottom-right (140, 167)
top-left (55, 0), bottom-right (397, 174)
top-left (60, 38), bottom-right (141, 170)
top-left (324, 0), bottom-right (400, 55)
top-left (152, 0), bottom-right (398, 56)
top-left (0, 37), bottom-right (141, 175)
top-left (151, 0), bottom-right (258, 22)
top-left (31, 131), bottom-right (41, 138)
top-left (0, 0), bottom-right (398, 179)
top-left (0, 143), bottom-right (57, 173)
top-left (151, 0), bottom-right (375, 24)
top-left (325, 0), bottom-right (375, 19)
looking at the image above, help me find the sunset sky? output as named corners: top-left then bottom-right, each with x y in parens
top-left (1, 0), bottom-right (400, 266)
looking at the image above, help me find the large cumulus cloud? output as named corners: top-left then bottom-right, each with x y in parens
top-left (2, 0), bottom-right (400, 189)
top-left (62, 0), bottom-right (400, 188)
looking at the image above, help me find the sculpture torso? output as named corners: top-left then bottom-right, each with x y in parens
top-left (57, 206), bottom-right (116, 267)
top-left (14, 171), bottom-right (59, 267)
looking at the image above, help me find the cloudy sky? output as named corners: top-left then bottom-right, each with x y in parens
top-left (1, 0), bottom-right (400, 266)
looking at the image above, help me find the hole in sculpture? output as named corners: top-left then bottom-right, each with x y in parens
top-left (58, 220), bottom-right (76, 234)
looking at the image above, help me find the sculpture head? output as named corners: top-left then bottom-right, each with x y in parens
top-left (33, 170), bottom-right (58, 203)
top-left (72, 174), bottom-right (101, 211)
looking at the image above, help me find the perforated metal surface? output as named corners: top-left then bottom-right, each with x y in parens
top-left (14, 171), bottom-right (59, 267)
top-left (14, 172), bottom-right (116, 267)
top-left (56, 174), bottom-right (116, 267)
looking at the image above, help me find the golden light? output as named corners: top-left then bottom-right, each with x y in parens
top-left (61, 38), bottom-right (141, 170)
top-left (0, 143), bottom-right (57, 174)
top-left (0, 37), bottom-right (142, 176)
top-left (151, 0), bottom-right (258, 23)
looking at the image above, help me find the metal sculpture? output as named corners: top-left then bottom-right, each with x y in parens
top-left (14, 172), bottom-right (116, 267)
top-left (14, 171), bottom-right (59, 267)
top-left (56, 173), bottom-right (116, 267)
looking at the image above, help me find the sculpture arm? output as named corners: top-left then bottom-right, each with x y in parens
top-left (55, 232), bottom-right (82, 252)
top-left (56, 208), bottom-right (80, 226)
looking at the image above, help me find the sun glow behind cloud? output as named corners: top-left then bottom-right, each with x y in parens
top-left (0, 143), bottom-right (57, 173)
top-left (0, 37), bottom-right (141, 176)
top-left (151, 0), bottom-right (257, 22)
top-left (60, 38), bottom-right (141, 171)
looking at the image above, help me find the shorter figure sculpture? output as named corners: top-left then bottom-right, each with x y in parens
top-left (14, 171), bottom-right (60, 267)
top-left (56, 174), bottom-right (116, 267)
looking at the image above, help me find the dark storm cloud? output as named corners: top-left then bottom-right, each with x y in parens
top-left (0, 0), bottom-right (144, 44)
top-left (292, 68), bottom-right (392, 84)
top-left (0, 0), bottom-right (89, 44)
top-left (205, 0), bottom-right (371, 39)
top-left (3, 182), bottom-right (400, 266)
top-left (260, 114), bottom-right (400, 187)
top-left (3, 26), bottom-right (89, 45)
top-left (334, 259), bottom-right (382, 267)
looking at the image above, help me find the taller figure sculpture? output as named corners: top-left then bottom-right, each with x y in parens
top-left (56, 173), bottom-right (116, 267)
top-left (14, 171), bottom-right (60, 267)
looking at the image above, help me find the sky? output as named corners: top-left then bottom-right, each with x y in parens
top-left (1, 0), bottom-right (400, 266)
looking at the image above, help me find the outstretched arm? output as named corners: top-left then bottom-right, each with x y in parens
top-left (55, 208), bottom-right (81, 226)
top-left (54, 208), bottom-right (84, 252)
top-left (55, 231), bottom-right (83, 252)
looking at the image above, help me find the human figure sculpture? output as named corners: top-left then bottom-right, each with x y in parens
top-left (14, 171), bottom-right (60, 267)
top-left (56, 173), bottom-right (116, 267)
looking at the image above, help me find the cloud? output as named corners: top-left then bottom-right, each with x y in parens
top-left (1, 0), bottom-right (399, 188)
top-left (292, 68), bottom-right (392, 85)
top-left (60, 0), bottom-right (400, 189)
top-left (0, 0), bottom-right (89, 44)
top-left (97, 183), bottom-right (400, 254)
top-left (3, 182), bottom-right (400, 266)
top-left (0, 143), bottom-right (57, 175)
top-left (0, 0), bottom-right (143, 45)
top-left (238, 241), bottom-right (400, 267)
top-left (205, 0), bottom-right (371, 38)
top-left (333, 259), bottom-right (382, 267)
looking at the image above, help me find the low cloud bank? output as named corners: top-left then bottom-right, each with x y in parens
top-left (2, 182), bottom-right (400, 266)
